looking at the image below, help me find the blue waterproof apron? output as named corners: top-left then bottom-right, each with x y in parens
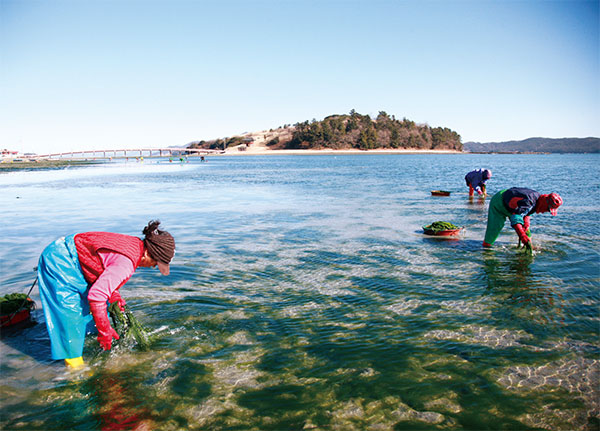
top-left (37, 235), bottom-right (95, 360)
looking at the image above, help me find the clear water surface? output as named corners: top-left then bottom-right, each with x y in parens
top-left (0, 154), bottom-right (598, 430)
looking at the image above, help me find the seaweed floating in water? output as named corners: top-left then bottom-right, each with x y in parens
top-left (108, 301), bottom-right (151, 351)
top-left (423, 221), bottom-right (460, 232)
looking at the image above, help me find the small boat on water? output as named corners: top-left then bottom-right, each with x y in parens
top-left (431, 190), bottom-right (451, 196)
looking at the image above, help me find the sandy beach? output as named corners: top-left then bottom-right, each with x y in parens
top-left (223, 147), bottom-right (462, 156)
top-left (220, 129), bottom-right (462, 156)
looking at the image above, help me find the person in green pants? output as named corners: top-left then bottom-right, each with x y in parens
top-left (483, 187), bottom-right (562, 250)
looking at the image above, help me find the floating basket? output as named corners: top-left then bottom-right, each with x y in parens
top-left (423, 227), bottom-right (461, 236)
top-left (0, 297), bottom-right (35, 327)
top-left (423, 221), bottom-right (462, 236)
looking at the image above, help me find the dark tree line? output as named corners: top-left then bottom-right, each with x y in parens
top-left (188, 136), bottom-right (245, 151)
top-left (187, 110), bottom-right (462, 152)
top-left (286, 110), bottom-right (462, 151)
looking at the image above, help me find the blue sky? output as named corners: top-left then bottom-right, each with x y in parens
top-left (1, 0), bottom-right (598, 154)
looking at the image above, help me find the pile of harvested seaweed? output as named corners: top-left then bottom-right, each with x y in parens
top-left (424, 221), bottom-right (460, 232)
top-left (109, 301), bottom-right (151, 351)
top-left (0, 293), bottom-right (35, 315)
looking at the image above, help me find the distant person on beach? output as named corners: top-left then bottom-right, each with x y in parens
top-left (37, 220), bottom-right (175, 369)
top-left (483, 188), bottom-right (562, 250)
top-left (465, 169), bottom-right (492, 196)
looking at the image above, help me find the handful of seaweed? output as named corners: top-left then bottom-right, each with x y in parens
top-left (424, 221), bottom-right (460, 232)
top-left (108, 301), bottom-right (151, 351)
top-left (1, 293), bottom-right (35, 315)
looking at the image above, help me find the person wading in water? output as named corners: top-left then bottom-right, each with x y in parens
top-left (37, 220), bottom-right (175, 368)
top-left (483, 188), bottom-right (562, 251)
top-left (465, 168), bottom-right (492, 197)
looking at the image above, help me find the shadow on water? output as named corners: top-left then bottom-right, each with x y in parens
top-left (1, 307), bottom-right (100, 370)
top-left (481, 250), bottom-right (566, 336)
top-left (482, 249), bottom-right (535, 289)
top-left (0, 309), bottom-right (56, 365)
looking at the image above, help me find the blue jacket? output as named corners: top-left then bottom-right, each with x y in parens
top-left (501, 187), bottom-right (540, 226)
top-left (465, 169), bottom-right (489, 191)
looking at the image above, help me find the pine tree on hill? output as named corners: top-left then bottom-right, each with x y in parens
top-left (188, 110), bottom-right (463, 152)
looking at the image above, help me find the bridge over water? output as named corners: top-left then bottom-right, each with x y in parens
top-left (31, 147), bottom-right (223, 160)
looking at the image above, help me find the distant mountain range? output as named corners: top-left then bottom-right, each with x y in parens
top-left (463, 137), bottom-right (600, 153)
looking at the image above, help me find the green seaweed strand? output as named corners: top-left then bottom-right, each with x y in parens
top-left (108, 301), bottom-right (151, 351)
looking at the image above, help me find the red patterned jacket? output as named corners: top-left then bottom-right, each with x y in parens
top-left (74, 232), bottom-right (144, 286)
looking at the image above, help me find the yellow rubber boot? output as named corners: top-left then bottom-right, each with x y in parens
top-left (64, 357), bottom-right (85, 369)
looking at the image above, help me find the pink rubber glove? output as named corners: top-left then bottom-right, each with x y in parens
top-left (523, 216), bottom-right (530, 234)
top-left (514, 224), bottom-right (531, 245)
top-left (89, 300), bottom-right (120, 350)
top-left (109, 290), bottom-right (126, 312)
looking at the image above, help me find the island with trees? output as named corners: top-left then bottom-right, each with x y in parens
top-left (187, 110), bottom-right (463, 153)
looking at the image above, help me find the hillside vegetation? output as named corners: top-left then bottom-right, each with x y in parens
top-left (188, 110), bottom-right (462, 152)
top-left (464, 137), bottom-right (600, 153)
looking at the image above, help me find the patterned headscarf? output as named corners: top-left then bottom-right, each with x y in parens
top-left (143, 220), bottom-right (175, 275)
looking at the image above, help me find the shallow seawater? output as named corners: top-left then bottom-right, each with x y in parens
top-left (0, 154), bottom-right (598, 430)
